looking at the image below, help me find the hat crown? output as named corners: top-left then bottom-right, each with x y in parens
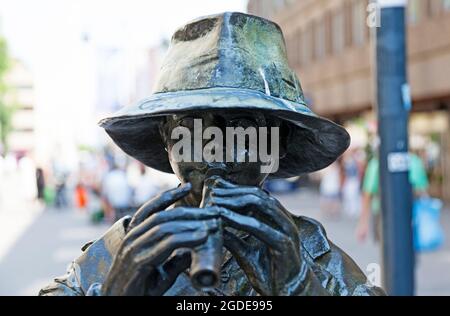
top-left (154, 12), bottom-right (306, 104)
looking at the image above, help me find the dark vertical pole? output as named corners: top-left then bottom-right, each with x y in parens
top-left (376, 0), bottom-right (414, 296)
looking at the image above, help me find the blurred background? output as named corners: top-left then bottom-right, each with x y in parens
top-left (0, 0), bottom-right (449, 295)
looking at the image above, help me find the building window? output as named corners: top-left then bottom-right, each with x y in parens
top-left (352, 0), bottom-right (366, 46)
top-left (302, 25), bottom-right (313, 64)
top-left (286, 34), bottom-right (296, 67)
top-left (286, 0), bottom-right (297, 6)
top-left (408, 0), bottom-right (422, 24)
top-left (444, 0), bottom-right (450, 11)
top-left (295, 30), bottom-right (302, 67)
top-left (428, 0), bottom-right (443, 17)
top-left (260, 0), bottom-right (271, 19)
top-left (274, 0), bottom-right (285, 13)
top-left (332, 10), bottom-right (345, 54)
top-left (315, 20), bottom-right (326, 60)
top-left (324, 12), bottom-right (333, 55)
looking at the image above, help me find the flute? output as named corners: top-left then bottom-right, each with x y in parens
top-left (190, 170), bottom-right (225, 290)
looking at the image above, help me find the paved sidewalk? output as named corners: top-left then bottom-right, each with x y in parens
top-left (0, 209), bottom-right (108, 295)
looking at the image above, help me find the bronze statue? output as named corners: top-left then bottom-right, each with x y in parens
top-left (39, 12), bottom-right (385, 296)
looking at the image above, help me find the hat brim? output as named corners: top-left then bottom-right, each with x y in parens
top-left (99, 87), bottom-right (350, 178)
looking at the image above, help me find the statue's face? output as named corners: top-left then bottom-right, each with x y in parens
top-left (161, 110), bottom-right (284, 197)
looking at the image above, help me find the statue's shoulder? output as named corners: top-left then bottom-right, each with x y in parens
top-left (291, 215), bottom-right (331, 260)
top-left (39, 216), bottom-right (131, 296)
top-left (75, 216), bottom-right (131, 291)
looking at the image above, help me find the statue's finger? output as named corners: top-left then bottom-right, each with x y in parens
top-left (128, 219), bottom-right (219, 256)
top-left (134, 230), bottom-right (211, 268)
top-left (212, 187), bottom-right (296, 224)
top-left (212, 187), bottom-right (263, 197)
top-left (211, 177), bottom-right (238, 188)
top-left (126, 206), bottom-right (219, 241)
top-left (217, 207), bottom-right (287, 251)
top-left (211, 195), bottom-right (298, 238)
top-left (129, 183), bottom-right (192, 230)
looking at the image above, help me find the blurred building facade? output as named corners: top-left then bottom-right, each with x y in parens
top-left (4, 60), bottom-right (35, 156)
top-left (248, 0), bottom-right (450, 202)
top-left (134, 41), bottom-right (169, 102)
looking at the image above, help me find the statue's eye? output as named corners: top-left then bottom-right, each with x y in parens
top-left (178, 117), bottom-right (196, 129)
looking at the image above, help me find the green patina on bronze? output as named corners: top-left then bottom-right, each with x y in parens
top-left (99, 12), bottom-right (350, 178)
top-left (155, 12), bottom-right (302, 103)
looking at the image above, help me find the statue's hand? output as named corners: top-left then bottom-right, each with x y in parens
top-left (209, 178), bottom-right (304, 296)
top-left (102, 183), bottom-right (219, 296)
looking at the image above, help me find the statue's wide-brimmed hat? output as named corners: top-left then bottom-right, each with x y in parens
top-left (99, 12), bottom-right (350, 178)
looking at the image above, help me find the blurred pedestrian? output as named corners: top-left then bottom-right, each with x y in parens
top-left (36, 168), bottom-right (45, 201)
top-left (356, 153), bottom-right (429, 243)
top-left (132, 164), bottom-right (159, 208)
top-left (341, 149), bottom-right (363, 218)
top-left (74, 182), bottom-right (88, 211)
top-left (18, 154), bottom-right (37, 202)
top-left (319, 161), bottom-right (342, 219)
top-left (54, 172), bottom-right (69, 209)
top-left (101, 162), bottom-right (133, 222)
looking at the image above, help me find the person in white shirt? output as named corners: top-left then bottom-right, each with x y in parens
top-left (101, 163), bottom-right (133, 221)
top-left (133, 164), bottom-right (159, 208)
top-left (319, 161), bottom-right (342, 219)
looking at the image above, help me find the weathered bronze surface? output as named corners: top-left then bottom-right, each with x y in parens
top-left (99, 12), bottom-right (350, 178)
top-left (39, 12), bottom-right (385, 296)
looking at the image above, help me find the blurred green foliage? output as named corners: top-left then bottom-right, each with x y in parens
top-left (0, 36), bottom-right (13, 152)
